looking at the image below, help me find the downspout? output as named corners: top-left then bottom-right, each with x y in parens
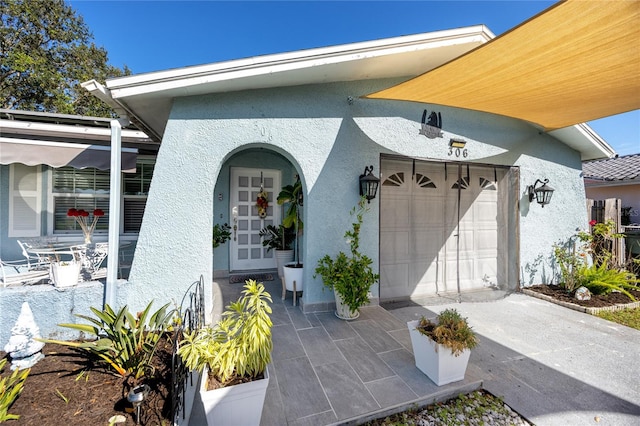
top-left (104, 117), bottom-right (129, 308)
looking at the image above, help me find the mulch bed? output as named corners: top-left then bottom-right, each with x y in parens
top-left (0, 337), bottom-right (173, 426)
top-left (526, 284), bottom-right (640, 308)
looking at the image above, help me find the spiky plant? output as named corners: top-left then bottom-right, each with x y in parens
top-left (416, 309), bottom-right (478, 356)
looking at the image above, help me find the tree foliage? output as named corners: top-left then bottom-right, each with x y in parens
top-left (0, 0), bottom-right (130, 116)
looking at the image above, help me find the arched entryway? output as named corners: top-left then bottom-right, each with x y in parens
top-left (213, 147), bottom-right (301, 275)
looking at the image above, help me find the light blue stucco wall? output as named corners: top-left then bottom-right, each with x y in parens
top-left (121, 78), bottom-right (588, 316)
top-left (1, 78), bottom-right (589, 340)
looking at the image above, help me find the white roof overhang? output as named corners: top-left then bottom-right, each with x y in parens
top-left (88, 22), bottom-right (616, 161)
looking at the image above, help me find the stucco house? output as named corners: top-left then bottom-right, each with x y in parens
top-left (1, 24), bottom-right (620, 343)
top-left (78, 24), bottom-right (616, 314)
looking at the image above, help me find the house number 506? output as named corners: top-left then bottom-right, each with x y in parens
top-left (448, 147), bottom-right (468, 158)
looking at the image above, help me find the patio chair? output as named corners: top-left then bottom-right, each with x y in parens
top-left (72, 243), bottom-right (108, 281)
top-left (0, 257), bottom-right (50, 287)
top-left (17, 240), bottom-right (51, 270)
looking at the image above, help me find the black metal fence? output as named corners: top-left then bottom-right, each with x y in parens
top-left (171, 275), bottom-right (205, 424)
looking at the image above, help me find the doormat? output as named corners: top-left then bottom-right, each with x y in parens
top-left (229, 273), bottom-right (274, 284)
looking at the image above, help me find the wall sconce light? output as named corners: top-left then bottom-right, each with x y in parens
top-left (449, 138), bottom-right (466, 149)
top-left (359, 165), bottom-right (380, 203)
top-left (528, 178), bottom-right (554, 207)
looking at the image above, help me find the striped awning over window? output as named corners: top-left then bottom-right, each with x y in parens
top-left (365, 0), bottom-right (640, 131)
top-left (0, 138), bottom-right (137, 173)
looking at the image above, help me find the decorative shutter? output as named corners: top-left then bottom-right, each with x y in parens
top-left (9, 164), bottom-right (42, 237)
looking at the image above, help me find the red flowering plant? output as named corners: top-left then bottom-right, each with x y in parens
top-left (67, 208), bottom-right (105, 244)
top-left (256, 189), bottom-right (269, 218)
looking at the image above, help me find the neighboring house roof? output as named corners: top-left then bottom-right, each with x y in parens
top-left (583, 153), bottom-right (640, 184)
top-left (0, 109), bottom-right (158, 172)
top-left (83, 24), bottom-right (615, 161)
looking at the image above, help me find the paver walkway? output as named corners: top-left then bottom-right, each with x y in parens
top-left (191, 278), bottom-right (640, 425)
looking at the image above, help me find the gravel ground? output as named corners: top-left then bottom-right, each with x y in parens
top-left (366, 390), bottom-right (533, 426)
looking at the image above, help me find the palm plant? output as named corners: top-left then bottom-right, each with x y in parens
top-left (277, 177), bottom-right (303, 266)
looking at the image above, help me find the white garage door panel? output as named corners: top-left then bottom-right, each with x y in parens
top-left (380, 230), bottom-right (410, 261)
top-left (381, 159), bottom-right (504, 300)
top-left (381, 198), bottom-right (410, 227)
top-left (381, 264), bottom-right (410, 298)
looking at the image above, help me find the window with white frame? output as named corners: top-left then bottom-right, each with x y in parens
top-left (52, 158), bottom-right (154, 235)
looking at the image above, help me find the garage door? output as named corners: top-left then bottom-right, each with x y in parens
top-left (380, 158), bottom-right (507, 300)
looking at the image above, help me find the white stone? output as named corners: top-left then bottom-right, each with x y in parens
top-left (9, 352), bottom-right (44, 371)
top-left (4, 302), bottom-right (45, 360)
top-left (575, 286), bottom-right (592, 301)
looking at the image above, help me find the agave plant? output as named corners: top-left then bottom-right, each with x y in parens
top-left (43, 302), bottom-right (173, 380)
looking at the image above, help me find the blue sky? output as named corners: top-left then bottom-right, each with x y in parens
top-left (69, 0), bottom-right (639, 156)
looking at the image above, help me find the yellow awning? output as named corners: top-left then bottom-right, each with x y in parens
top-left (365, 0), bottom-right (640, 131)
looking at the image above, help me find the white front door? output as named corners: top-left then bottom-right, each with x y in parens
top-left (380, 159), bottom-right (504, 300)
top-left (230, 167), bottom-right (281, 271)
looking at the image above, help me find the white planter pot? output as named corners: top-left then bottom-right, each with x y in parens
top-left (199, 367), bottom-right (269, 426)
top-left (51, 261), bottom-right (81, 288)
top-left (407, 320), bottom-right (471, 386)
top-left (275, 250), bottom-right (294, 279)
top-left (334, 291), bottom-right (359, 320)
top-left (283, 263), bottom-right (303, 292)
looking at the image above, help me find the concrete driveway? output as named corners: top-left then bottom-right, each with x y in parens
top-left (388, 293), bottom-right (640, 426)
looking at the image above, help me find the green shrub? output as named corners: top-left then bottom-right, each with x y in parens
top-left (315, 197), bottom-right (380, 312)
top-left (0, 358), bottom-right (29, 422)
top-left (43, 302), bottom-right (173, 380)
top-left (577, 260), bottom-right (638, 301)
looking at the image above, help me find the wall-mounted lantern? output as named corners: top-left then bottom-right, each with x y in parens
top-left (359, 165), bottom-right (380, 203)
top-left (528, 178), bottom-right (554, 207)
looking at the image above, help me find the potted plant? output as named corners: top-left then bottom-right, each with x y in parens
top-left (278, 176), bottom-right (304, 296)
top-left (259, 224), bottom-right (295, 281)
top-left (50, 260), bottom-right (81, 288)
top-left (178, 280), bottom-right (272, 426)
top-left (212, 223), bottom-right (232, 249)
top-left (407, 308), bottom-right (478, 385)
top-left (314, 197), bottom-right (380, 320)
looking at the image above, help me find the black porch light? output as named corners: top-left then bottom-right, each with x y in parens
top-left (359, 165), bottom-right (380, 203)
top-left (528, 178), bottom-right (554, 207)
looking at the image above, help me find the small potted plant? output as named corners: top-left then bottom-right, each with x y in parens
top-left (50, 260), bottom-right (81, 288)
top-left (178, 280), bottom-right (272, 426)
top-left (212, 223), bottom-right (232, 249)
top-left (314, 197), bottom-right (379, 320)
top-left (407, 308), bottom-right (478, 385)
top-left (278, 177), bottom-right (304, 296)
top-left (259, 224), bottom-right (295, 284)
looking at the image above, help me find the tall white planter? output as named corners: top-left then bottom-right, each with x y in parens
top-left (283, 263), bottom-right (304, 306)
top-left (275, 250), bottom-right (294, 279)
top-left (283, 263), bottom-right (303, 292)
top-left (51, 261), bottom-right (80, 288)
top-left (407, 320), bottom-right (471, 386)
top-left (199, 367), bottom-right (269, 426)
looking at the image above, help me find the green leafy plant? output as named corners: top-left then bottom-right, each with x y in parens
top-left (554, 219), bottom-right (637, 295)
top-left (258, 224), bottom-right (295, 251)
top-left (314, 197), bottom-right (380, 313)
top-left (576, 260), bottom-right (638, 300)
top-left (212, 223), bottom-right (232, 249)
top-left (0, 358), bottom-right (29, 422)
top-left (178, 280), bottom-right (273, 389)
top-left (42, 302), bottom-right (173, 381)
top-left (277, 176), bottom-right (304, 265)
top-left (415, 309), bottom-right (478, 357)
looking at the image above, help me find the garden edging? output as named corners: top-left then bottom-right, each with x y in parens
top-left (521, 288), bottom-right (640, 315)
